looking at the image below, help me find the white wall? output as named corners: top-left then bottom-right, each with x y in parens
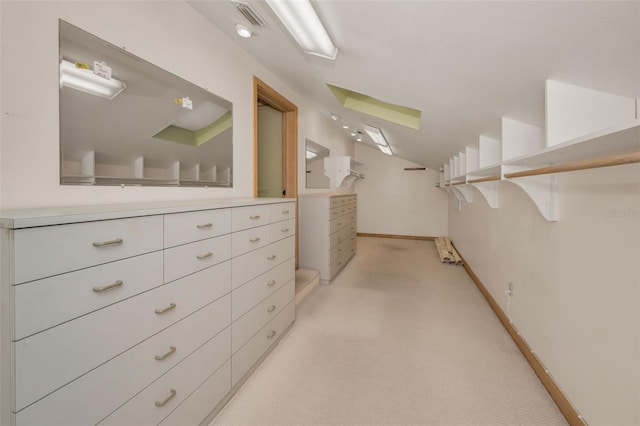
top-left (0, 1), bottom-right (345, 209)
top-left (355, 144), bottom-right (448, 237)
top-left (448, 163), bottom-right (640, 425)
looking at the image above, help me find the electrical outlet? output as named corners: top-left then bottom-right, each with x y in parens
top-left (508, 282), bottom-right (513, 295)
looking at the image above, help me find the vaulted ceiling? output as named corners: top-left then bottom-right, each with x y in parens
top-left (189, 1), bottom-right (640, 170)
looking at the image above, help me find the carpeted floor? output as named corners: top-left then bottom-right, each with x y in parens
top-left (210, 237), bottom-right (568, 425)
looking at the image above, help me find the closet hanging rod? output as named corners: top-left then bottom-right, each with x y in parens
top-left (467, 175), bottom-right (501, 184)
top-left (504, 151), bottom-right (640, 179)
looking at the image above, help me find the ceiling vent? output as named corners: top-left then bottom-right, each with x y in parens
top-left (232, 1), bottom-right (270, 28)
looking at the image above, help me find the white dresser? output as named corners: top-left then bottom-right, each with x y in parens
top-left (298, 194), bottom-right (357, 284)
top-left (0, 198), bottom-right (296, 426)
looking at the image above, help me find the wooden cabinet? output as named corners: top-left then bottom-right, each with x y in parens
top-left (298, 194), bottom-right (357, 284)
top-left (0, 199), bottom-right (296, 426)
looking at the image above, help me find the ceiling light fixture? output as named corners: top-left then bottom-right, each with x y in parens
top-left (330, 113), bottom-right (341, 120)
top-left (265, 0), bottom-right (338, 60)
top-left (342, 124), bottom-right (349, 129)
top-left (235, 23), bottom-right (253, 38)
top-left (59, 59), bottom-right (126, 100)
top-left (364, 125), bottom-right (393, 155)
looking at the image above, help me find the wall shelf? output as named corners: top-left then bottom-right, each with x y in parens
top-left (438, 80), bottom-right (640, 221)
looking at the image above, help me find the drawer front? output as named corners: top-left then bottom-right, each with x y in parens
top-left (330, 197), bottom-right (342, 208)
top-left (232, 236), bottom-right (295, 289)
top-left (164, 234), bottom-right (231, 283)
top-left (14, 215), bottom-right (163, 284)
top-left (232, 279), bottom-right (294, 353)
top-left (329, 231), bottom-right (341, 248)
top-left (15, 261), bottom-right (231, 411)
top-left (164, 208), bottom-right (231, 248)
top-left (329, 207), bottom-right (343, 220)
top-left (159, 361), bottom-right (231, 426)
top-left (232, 205), bottom-right (270, 231)
top-left (14, 251), bottom-right (163, 340)
top-left (270, 219), bottom-right (295, 242)
top-left (269, 202), bottom-right (295, 223)
top-left (232, 301), bottom-right (295, 386)
top-left (329, 218), bottom-right (342, 235)
top-left (98, 328), bottom-right (231, 426)
top-left (330, 256), bottom-right (346, 280)
top-left (329, 244), bottom-right (341, 263)
top-left (231, 225), bottom-right (271, 257)
top-left (16, 295), bottom-right (231, 426)
top-left (232, 257), bottom-right (295, 321)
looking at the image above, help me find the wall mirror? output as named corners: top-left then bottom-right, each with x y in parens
top-left (305, 139), bottom-right (330, 189)
top-left (59, 20), bottom-right (233, 187)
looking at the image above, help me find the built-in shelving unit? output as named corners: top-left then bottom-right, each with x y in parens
top-left (325, 156), bottom-right (365, 188)
top-left (438, 79), bottom-right (640, 221)
top-left (61, 152), bottom-right (232, 187)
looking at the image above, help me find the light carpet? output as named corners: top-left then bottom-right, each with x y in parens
top-left (211, 237), bottom-right (568, 425)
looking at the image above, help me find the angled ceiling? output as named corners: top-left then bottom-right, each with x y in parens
top-left (188, 0), bottom-right (640, 170)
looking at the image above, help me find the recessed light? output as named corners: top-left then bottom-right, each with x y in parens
top-left (356, 137), bottom-right (363, 142)
top-left (330, 113), bottom-right (341, 121)
top-left (350, 132), bottom-right (357, 137)
top-left (342, 125), bottom-right (349, 129)
top-left (235, 24), bottom-right (253, 38)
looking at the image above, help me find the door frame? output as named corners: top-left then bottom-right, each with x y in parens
top-left (253, 76), bottom-right (299, 267)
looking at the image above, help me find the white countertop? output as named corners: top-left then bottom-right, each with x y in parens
top-left (0, 198), bottom-right (296, 229)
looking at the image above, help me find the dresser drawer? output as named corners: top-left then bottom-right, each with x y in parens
top-left (14, 261), bottom-right (231, 411)
top-left (98, 328), bottom-right (231, 426)
top-left (232, 236), bottom-right (295, 289)
top-left (232, 279), bottom-right (294, 353)
top-left (14, 215), bottom-right (163, 284)
top-left (329, 243), bottom-right (341, 263)
top-left (16, 295), bottom-right (231, 426)
top-left (159, 361), bottom-right (231, 426)
top-left (231, 224), bottom-right (271, 257)
top-left (329, 207), bottom-right (343, 220)
top-left (232, 301), bottom-right (295, 386)
top-left (232, 205), bottom-right (270, 231)
top-left (14, 251), bottom-right (163, 340)
top-left (270, 202), bottom-right (295, 223)
top-left (232, 257), bottom-right (294, 321)
top-left (270, 219), bottom-right (295, 242)
top-left (164, 208), bottom-right (231, 248)
top-left (329, 231), bottom-right (341, 248)
top-left (330, 197), bottom-right (342, 208)
top-left (164, 234), bottom-right (231, 283)
top-left (329, 218), bottom-right (343, 235)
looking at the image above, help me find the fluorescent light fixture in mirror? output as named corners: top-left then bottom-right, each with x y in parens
top-left (60, 59), bottom-right (126, 100)
top-left (265, 0), bottom-right (338, 60)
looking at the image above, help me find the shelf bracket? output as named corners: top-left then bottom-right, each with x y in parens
top-left (450, 185), bottom-right (473, 203)
top-left (504, 166), bottom-right (558, 221)
top-left (469, 181), bottom-right (499, 208)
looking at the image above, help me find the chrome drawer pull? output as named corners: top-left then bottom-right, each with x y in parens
top-left (250, 215), bottom-right (261, 220)
top-left (267, 330), bottom-right (276, 339)
top-left (196, 223), bottom-right (213, 229)
top-left (282, 228), bottom-right (290, 233)
top-left (155, 303), bottom-right (176, 314)
top-left (267, 255), bottom-right (277, 260)
top-left (92, 238), bottom-right (123, 247)
top-left (197, 252), bottom-right (213, 259)
top-left (92, 280), bottom-right (123, 293)
top-left (250, 237), bottom-right (261, 243)
top-left (267, 305), bottom-right (276, 313)
top-left (155, 389), bottom-right (176, 407)
top-left (267, 280), bottom-right (277, 287)
top-left (154, 346), bottom-right (176, 361)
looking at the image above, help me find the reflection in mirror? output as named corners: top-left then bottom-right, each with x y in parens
top-left (305, 139), bottom-right (330, 189)
top-left (59, 20), bottom-right (233, 187)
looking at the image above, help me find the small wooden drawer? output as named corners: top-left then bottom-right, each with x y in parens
top-left (231, 301), bottom-right (295, 386)
top-left (270, 219), bottom-right (295, 242)
top-left (330, 217), bottom-right (347, 235)
top-left (164, 208), bottom-right (231, 248)
top-left (231, 205), bottom-right (270, 232)
top-left (14, 251), bottom-right (163, 340)
top-left (15, 295), bottom-right (231, 426)
top-left (329, 232), bottom-right (341, 248)
top-left (14, 215), bottom-right (163, 284)
top-left (232, 279), bottom-right (294, 353)
top-left (269, 202), bottom-right (295, 223)
top-left (158, 361), bottom-right (231, 426)
top-left (98, 328), bottom-right (231, 426)
top-left (329, 244), bottom-right (342, 263)
top-left (14, 261), bottom-right (231, 411)
top-left (164, 234), bottom-right (231, 283)
top-left (232, 225), bottom-right (271, 257)
top-left (232, 257), bottom-right (295, 321)
top-left (231, 236), bottom-right (295, 289)
top-left (329, 207), bottom-right (343, 220)
top-left (330, 197), bottom-right (342, 208)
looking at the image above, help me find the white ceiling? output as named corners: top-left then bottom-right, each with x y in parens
top-left (189, 0), bottom-right (640, 170)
